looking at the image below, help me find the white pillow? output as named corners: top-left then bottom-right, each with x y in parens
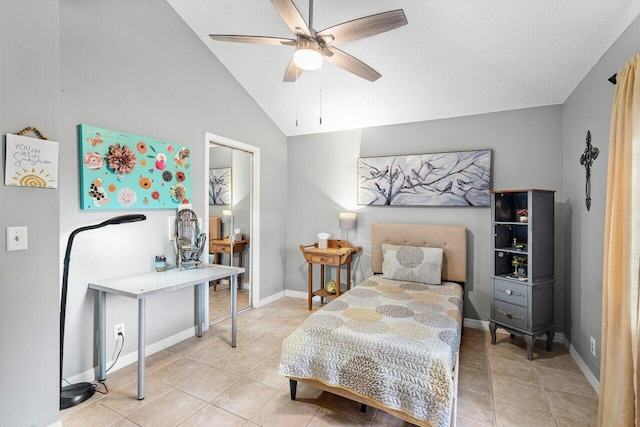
top-left (381, 243), bottom-right (443, 285)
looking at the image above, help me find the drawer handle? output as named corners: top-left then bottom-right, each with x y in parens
top-left (498, 288), bottom-right (525, 298)
top-left (497, 309), bottom-right (525, 321)
top-left (320, 257), bottom-right (325, 262)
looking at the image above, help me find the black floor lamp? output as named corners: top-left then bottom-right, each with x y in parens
top-left (60, 214), bottom-right (146, 410)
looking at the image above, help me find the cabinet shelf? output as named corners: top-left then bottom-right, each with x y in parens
top-left (312, 288), bottom-right (340, 299)
top-left (495, 247), bottom-right (528, 254)
top-left (492, 274), bottom-right (529, 282)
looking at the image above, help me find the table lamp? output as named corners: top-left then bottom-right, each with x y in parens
top-left (339, 212), bottom-right (357, 243)
top-left (222, 210), bottom-right (232, 240)
top-left (60, 214), bottom-right (146, 410)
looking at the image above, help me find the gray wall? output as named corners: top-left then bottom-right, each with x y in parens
top-left (286, 105), bottom-right (565, 325)
top-left (0, 2), bottom-right (61, 425)
top-left (562, 14), bottom-right (640, 378)
top-left (59, 0), bottom-right (287, 382)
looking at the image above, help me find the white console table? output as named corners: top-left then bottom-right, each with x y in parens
top-left (88, 264), bottom-right (244, 400)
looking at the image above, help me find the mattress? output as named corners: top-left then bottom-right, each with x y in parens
top-left (279, 274), bottom-right (464, 427)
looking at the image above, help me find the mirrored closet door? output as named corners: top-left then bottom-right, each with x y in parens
top-left (208, 144), bottom-right (253, 324)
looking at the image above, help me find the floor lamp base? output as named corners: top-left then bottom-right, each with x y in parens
top-left (60, 382), bottom-right (96, 410)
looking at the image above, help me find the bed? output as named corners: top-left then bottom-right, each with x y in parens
top-left (279, 223), bottom-right (467, 427)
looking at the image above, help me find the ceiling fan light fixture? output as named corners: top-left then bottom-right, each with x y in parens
top-left (293, 47), bottom-right (323, 71)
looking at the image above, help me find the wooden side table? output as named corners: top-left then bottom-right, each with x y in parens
top-left (300, 240), bottom-right (362, 310)
top-left (210, 237), bottom-right (250, 290)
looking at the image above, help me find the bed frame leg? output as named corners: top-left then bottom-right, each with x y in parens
top-left (289, 379), bottom-right (297, 400)
top-left (360, 403), bottom-right (367, 413)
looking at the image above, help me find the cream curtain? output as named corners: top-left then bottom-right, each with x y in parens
top-left (598, 51), bottom-right (640, 426)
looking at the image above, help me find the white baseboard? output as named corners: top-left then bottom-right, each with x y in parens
top-left (463, 318), bottom-right (564, 343)
top-left (562, 335), bottom-right (600, 394)
top-left (463, 319), bottom-right (599, 394)
top-left (258, 290), bottom-right (286, 307)
top-left (284, 289), bottom-right (307, 299)
top-left (65, 326), bottom-right (198, 385)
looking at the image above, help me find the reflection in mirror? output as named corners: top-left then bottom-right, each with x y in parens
top-left (208, 145), bottom-right (252, 323)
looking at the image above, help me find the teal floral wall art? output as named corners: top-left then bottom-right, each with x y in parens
top-left (78, 124), bottom-right (192, 210)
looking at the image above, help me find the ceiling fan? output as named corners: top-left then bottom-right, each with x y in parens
top-left (209, 0), bottom-right (407, 82)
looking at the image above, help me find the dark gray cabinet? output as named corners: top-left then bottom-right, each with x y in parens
top-left (489, 189), bottom-right (555, 360)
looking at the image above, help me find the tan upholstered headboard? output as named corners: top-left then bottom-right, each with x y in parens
top-left (371, 223), bottom-right (467, 283)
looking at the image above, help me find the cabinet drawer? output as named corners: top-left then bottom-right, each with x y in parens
top-left (210, 244), bottom-right (231, 253)
top-left (494, 279), bottom-right (528, 307)
top-left (493, 300), bottom-right (528, 330)
top-left (311, 254), bottom-right (339, 264)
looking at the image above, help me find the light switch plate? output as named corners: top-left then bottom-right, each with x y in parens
top-left (6, 226), bottom-right (28, 251)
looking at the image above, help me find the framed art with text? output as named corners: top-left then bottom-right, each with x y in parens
top-left (78, 124), bottom-right (192, 210)
top-left (5, 133), bottom-right (59, 189)
top-left (358, 149), bottom-right (492, 206)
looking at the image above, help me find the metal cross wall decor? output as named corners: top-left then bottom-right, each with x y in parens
top-left (579, 131), bottom-right (599, 211)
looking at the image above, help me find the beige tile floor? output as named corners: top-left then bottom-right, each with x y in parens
top-left (209, 282), bottom-right (250, 323)
top-left (60, 297), bottom-right (598, 426)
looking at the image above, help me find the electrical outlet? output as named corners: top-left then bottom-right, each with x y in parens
top-left (114, 323), bottom-right (125, 341)
top-left (6, 226), bottom-right (28, 251)
top-left (590, 337), bottom-right (596, 356)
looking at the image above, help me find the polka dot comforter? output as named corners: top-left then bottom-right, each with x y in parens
top-left (279, 275), bottom-right (463, 427)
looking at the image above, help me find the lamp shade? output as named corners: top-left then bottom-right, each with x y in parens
top-left (222, 210), bottom-right (232, 224)
top-left (339, 212), bottom-right (357, 230)
top-left (293, 39), bottom-right (323, 71)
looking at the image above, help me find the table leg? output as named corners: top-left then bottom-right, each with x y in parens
top-left (98, 290), bottom-right (106, 381)
top-left (213, 253), bottom-right (221, 291)
top-left (138, 298), bottom-right (146, 400)
top-left (237, 248), bottom-right (243, 289)
top-left (524, 334), bottom-right (534, 361)
top-left (307, 263), bottom-right (313, 310)
top-left (196, 283), bottom-right (203, 337)
top-left (320, 265), bottom-right (325, 304)
top-left (231, 274), bottom-right (237, 348)
top-left (336, 264), bottom-right (341, 297)
top-left (347, 262), bottom-right (351, 290)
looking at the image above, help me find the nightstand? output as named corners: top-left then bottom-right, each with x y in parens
top-left (210, 237), bottom-right (250, 290)
top-left (300, 240), bottom-right (362, 310)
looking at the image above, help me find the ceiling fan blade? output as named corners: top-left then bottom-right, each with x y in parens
top-left (316, 9), bottom-right (407, 46)
top-left (283, 58), bottom-right (303, 82)
top-left (270, 0), bottom-right (312, 38)
top-left (209, 34), bottom-right (296, 46)
top-left (321, 47), bottom-right (334, 58)
top-left (324, 47), bottom-right (381, 82)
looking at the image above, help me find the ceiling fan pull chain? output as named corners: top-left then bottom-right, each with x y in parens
top-left (295, 67), bottom-right (299, 127)
top-left (319, 66), bottom-right (323, 125)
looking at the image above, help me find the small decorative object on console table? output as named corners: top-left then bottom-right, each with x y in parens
top-left (489, 189), bottom-right (555, 360)
top-left (300, 239), bottom-right (362, 310)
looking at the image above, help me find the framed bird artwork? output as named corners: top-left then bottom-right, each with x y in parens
top-left (357, 150), bottom-right (492, 206)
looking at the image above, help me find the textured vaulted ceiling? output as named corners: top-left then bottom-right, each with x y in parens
top-left (167, 1), bottom-right (640, 137)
